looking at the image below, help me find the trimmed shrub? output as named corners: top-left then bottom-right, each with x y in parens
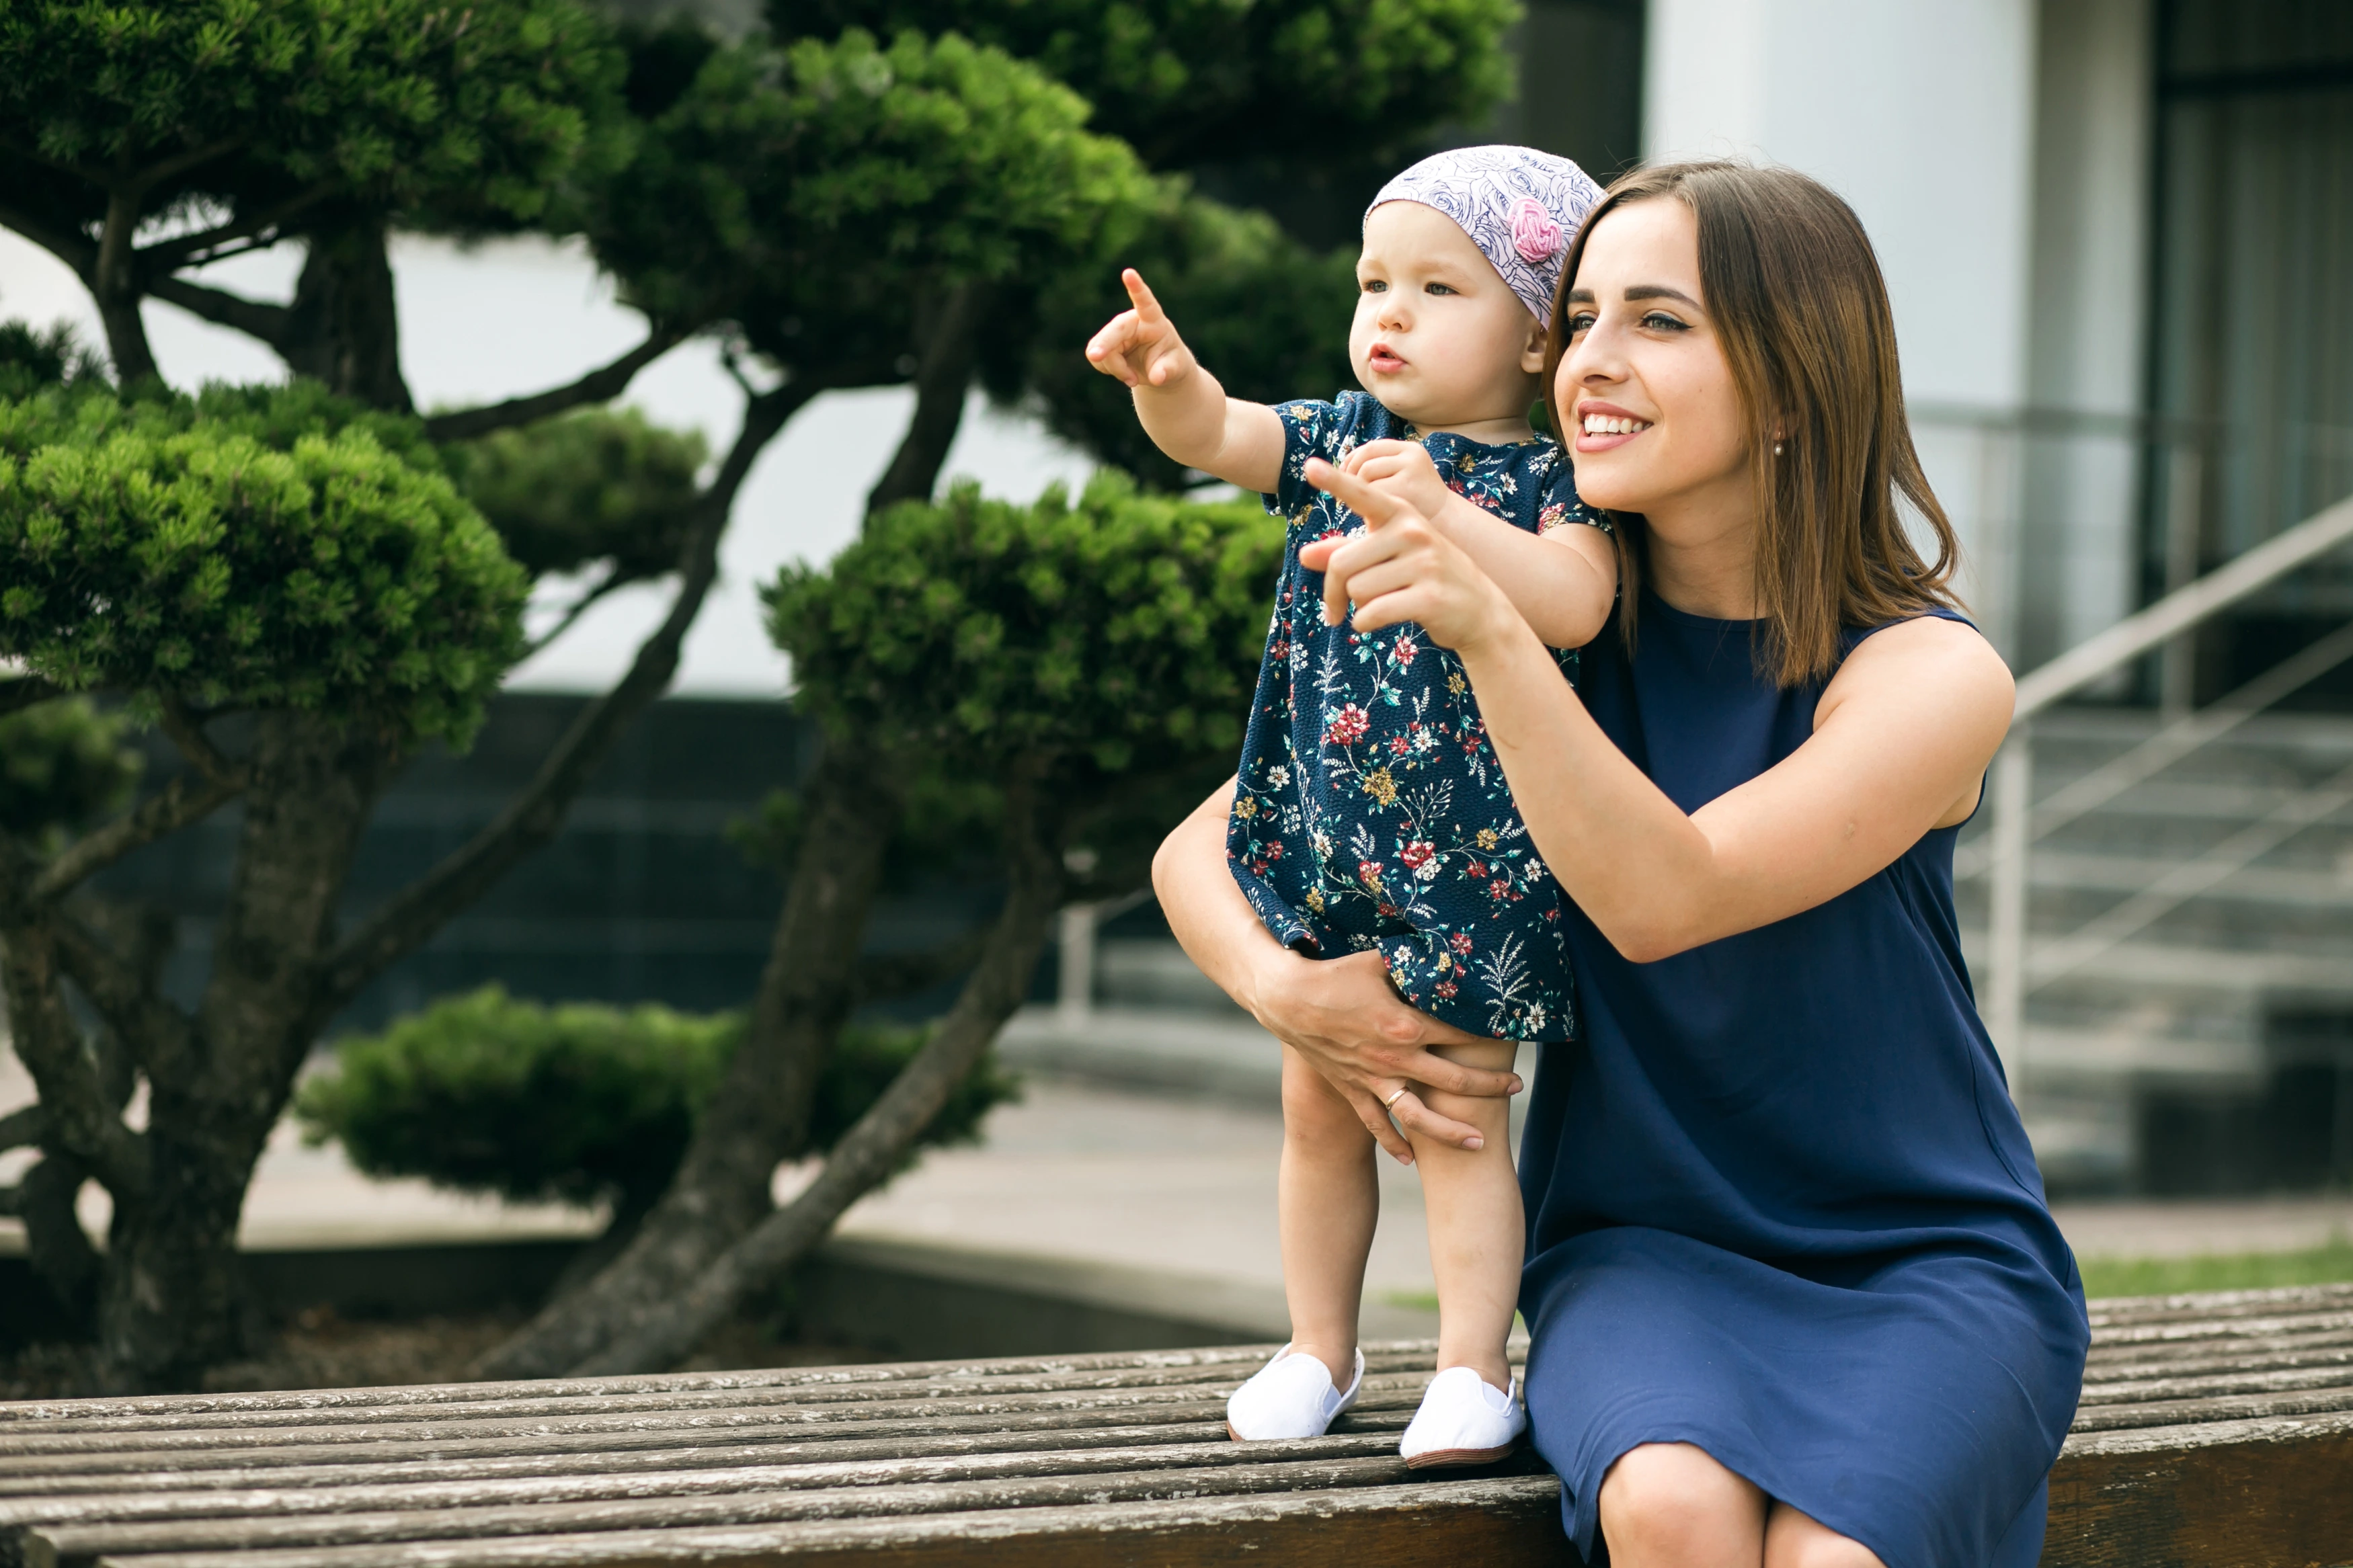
top-left (296, 986), bottom-right (1020, 1215)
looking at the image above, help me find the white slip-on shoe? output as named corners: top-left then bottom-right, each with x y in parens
top-left (1399, 1366), bottom-right (1527, 1468)
top-left (1225, 1343), bottom-right (1364, 1441)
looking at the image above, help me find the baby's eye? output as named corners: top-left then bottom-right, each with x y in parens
top-left (1361, 279), bottom-right (1388, 294)
top-left (1425, 282), bottom-right (1457, 296)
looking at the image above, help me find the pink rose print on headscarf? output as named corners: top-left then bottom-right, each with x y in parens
top-left (1510, 196), bottom-right (1564, 264)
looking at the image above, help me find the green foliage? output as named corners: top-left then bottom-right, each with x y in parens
top-left (586, 28), bottom-right (1159, 374)
top-left (0, 697), bottom-right (142, 841)
top-left (2079, 1241), bottom-right (2353, 1300)
top-left (441, 407), bottom-right (707, 581)
top-left (0, 319), bottom-right (108, 401)
top-left (989, 194), bottom-right (1360, 489)
top-left (0, 381), bottom-right (526, 744)
top-left (770, 0), bottom-right (1521, 170)
top-left (767, 472), bottom-right (1281, 779)
top-left (296, 985), bottom-right (1019, 1212)
top-left (0, 0), bottom-right (627, 232)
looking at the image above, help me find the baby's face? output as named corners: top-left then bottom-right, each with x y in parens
top-left (1350, 201), bottom-right (1544, 432)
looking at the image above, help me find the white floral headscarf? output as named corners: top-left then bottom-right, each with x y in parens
top-left (1367, 145), bottom-right (1605, 322)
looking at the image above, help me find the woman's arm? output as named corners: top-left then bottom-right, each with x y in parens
top-left (1341, 439), bottom-right (1617, 651)
top-left (1298, 459), bottom-right (2011, 962)
top-left (1152, 779), bottom-right (1523, 1158)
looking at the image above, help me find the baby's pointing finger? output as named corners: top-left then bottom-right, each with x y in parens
top-left (1121, 267), bottom-right (1168, 325)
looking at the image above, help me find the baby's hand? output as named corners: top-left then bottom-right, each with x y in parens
top-left (1084, 268), bottom-right (1197, 393)
top-left (1342, 439), bottom-right (1455, 524)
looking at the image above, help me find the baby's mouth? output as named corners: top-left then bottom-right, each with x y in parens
top-left (1367, 344), bottom-right (1408, 374)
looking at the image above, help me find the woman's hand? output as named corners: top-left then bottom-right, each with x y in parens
top-left (1151, 781), bottom-right (1519, 1159)
top-left (1298, 456), bottom-right (1523, 655)
top-left (1339, 438), bottom-right (1456, 522)
top-left (1245, 946), bottom-right (1522, 1162)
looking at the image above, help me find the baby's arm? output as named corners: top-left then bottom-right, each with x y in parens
top-left (1343, 440), bottom-right (1617, 649)
top-left (1085, 268), bottom-right (1284, 495)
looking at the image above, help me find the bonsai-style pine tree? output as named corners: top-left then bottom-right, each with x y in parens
top-left (0, 3), bottom-right (1152, 1390)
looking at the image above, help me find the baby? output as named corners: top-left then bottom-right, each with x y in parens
top-left (1086, 147), bottom-right (1616, 1464)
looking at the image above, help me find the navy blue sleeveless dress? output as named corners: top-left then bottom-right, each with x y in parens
top-left (1517, 595), bottom-right (2089, 1567)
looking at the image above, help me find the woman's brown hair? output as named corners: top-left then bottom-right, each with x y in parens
top-left (1542, 161), bottom-right (1963, 686)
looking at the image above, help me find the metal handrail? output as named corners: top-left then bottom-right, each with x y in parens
top-left (1982, 489), bottom-right (2353, 1101)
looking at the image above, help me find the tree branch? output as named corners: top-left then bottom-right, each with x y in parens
top-left (521, 567), bottom-right (626, 659)
top-left (135, 179), bottom-right (334, 276)
top-left (573, 771), bottom-right (1067, 1374)
top-left (49, 909), bottom-right (193, 1096)
top-left (0, 200), bottom-right (97, 276)
top-left (32, 770), bottom-right (245, 903)
top-left (159, 698), bottom-right (241, 784)
top-left (319, 380), bottom-right (819, 1014)
top-left (128, 138), bottom-right (246, 194)
top-left (0, 917), bottom-right (149, 1200)
top-left (0, 1104), bottom-right (44, 1153)
top-left (0, 675), bottom-right (63, 718)
top-left (865, 280), bottom-right (988, 515)
top-left (145, 272), bottom-right (291, 349)
top-left (423, 329), bottom-right (688, 444)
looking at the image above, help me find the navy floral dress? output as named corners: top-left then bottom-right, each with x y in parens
top-left (1228, 390), bottom-right (1607, 1043)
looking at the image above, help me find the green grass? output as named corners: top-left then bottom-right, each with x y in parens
top-left (2079, 1239), bottom-right (2353, 1300)
top-left (1381, 1241), bottom-right (2353, 1309)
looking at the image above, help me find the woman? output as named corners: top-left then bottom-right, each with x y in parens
top-left (1152, 162), bottom-right (2089, 1567)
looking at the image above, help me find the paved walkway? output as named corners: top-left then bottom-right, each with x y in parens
top-left (5, 1044), bottom-right (2348, 1296)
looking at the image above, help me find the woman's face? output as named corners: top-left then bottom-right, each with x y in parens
top-left (1555, 199), bottom-right (1751, 525)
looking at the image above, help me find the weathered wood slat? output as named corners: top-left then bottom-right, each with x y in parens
top-left (28, 1450), bottom-right (1547, 1568)
top-left (0, 1348), bottom-right (1329, 1426)
top-left (2075, 1363), bottom-right (2353, 1405)
top-left (2080, 1333), bottom-right (2353, 1379)
top-left (0, 1290), bottom-right (2345, 1568)
top-left (72, 1478), bottom-right (1570, 1568)
top-left (0, 1425), bottom-right (1300, 1498)
top-left (2043, 1409), bottom-right (2353, 1568)
top-left (0, 1435), bottom-right (1411, 1532)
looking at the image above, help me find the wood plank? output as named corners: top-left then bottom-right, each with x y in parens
top-left (74, 1478), bottom-right (1570, 1568)
top-left (0, 1349), bottom-right (1312, 1425)
top-left (0, 1424), bottom-right (1295, 1497)
top-left (0, 1435), bottom-right (1412, 1532)
top-left (28, 1452), bottom-right (1550, 1567)
top-left (2067, 1387), bottom-right (2353, 1432)
top-left (2044, 1409), bottom-right (2353, 1568)
top-left (2075, 1364), bottom-right (2353, 1406)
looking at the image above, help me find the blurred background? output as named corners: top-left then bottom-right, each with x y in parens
top-left (3, 0), bottom-right (2350, 1387)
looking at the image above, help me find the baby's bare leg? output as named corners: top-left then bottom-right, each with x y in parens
top-left (1278, 1043), bottom-right (1379, 1389)
top-left (1407, 1039), bottom-right (1522, 1391)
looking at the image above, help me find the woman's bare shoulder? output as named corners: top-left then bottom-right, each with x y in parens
top-left (1817, 612), bottom-right (2013, 735)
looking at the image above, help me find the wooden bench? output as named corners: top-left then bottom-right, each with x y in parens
top-left (0, 1282), bottom-right (2346, 1568)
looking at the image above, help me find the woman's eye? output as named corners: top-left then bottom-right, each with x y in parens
top-left (1566, 312), bottom-right (1597, 334)
top-left (1641, 311), bottom-right (1689, 333)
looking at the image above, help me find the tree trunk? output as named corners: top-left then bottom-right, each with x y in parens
top-left (90, 188), bottom-right (161, 385)
top-left (571, 771), bottom-right (1066, 1374)
top-left (282, 220), bottom-right (414, 413)
top-left (473, 742), bottom-right (903, 1379)
top-left (865, 281), bottom-right (988, 515)
top-left (95, 711), bottom-right (397, 1391)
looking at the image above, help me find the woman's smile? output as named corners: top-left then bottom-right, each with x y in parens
top-left (1575, 399), bottom-right (1652, 451)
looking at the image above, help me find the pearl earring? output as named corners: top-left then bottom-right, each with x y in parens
top-left (1773, 440), bottom-right (1784, 456)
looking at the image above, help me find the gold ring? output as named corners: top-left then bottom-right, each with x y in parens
top-left (1382, 1087), bottom-right (1408, 1109)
